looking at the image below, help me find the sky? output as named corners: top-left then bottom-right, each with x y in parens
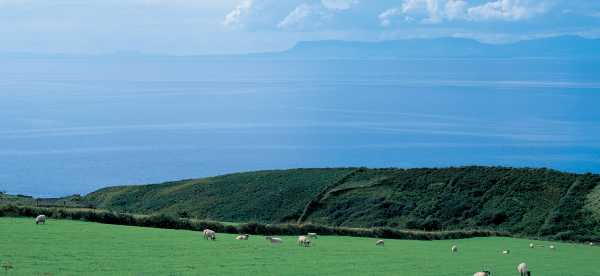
top-left (1, 0), bottom-right (600, 54)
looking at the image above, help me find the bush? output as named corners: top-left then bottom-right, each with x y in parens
top-left (0, 205), bottom-right (510, 241)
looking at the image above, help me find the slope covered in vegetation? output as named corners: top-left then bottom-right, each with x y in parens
top-left (83, 167), bottom-right (600, 240)
top-left (85, 168), bottom-right (354, 222)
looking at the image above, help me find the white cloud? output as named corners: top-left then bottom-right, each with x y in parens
top-left (402, 0), bottom-right (442, 23)
top-left (444, 0), bottom-right (467, 20)
top-left (379, 8), bottom-right (402, 27)
top-left (277, 1), bottom-right (357, 30)
top-left (467, 0), bottom-right (546, 21)
top-left (278, 3), bottom-right (326, 29)
top-left (379, 0), bottom-right (548, 26)
top-left (223, 0), bottom-right (253, 28)
top-left (321, 0), bottom-right (358, 11)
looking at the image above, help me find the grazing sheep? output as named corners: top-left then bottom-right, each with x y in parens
top-left (451, 245), bottom-right (458, 253)
top-left (297, 236), bottom-right (312, 247)
top-left (375, 240), bottom-right (385, 246)
top-left (307, 232), bottom-right (318, 239)
top-left (236, 235), bottom-right (249, 240)
top-left (297, 236), bottom-right (306, 246)
top-left (589, 242), bottom-right (595, 246)
top-left (265, 236), bottom-right (283, 244)
top-left (35, 215), bottom-right (46, 225)
top-left (203, 229), bottom-right (216, 240)
top-left (529, 243), bottom-right (534, 248)
top-left (473, 271), bottom-right (491, 276)
top-left (549, 245), bottom-right (555, 250)
top-left (502, 249), bottom-right (510, 254)
top-left (297, 236), bottom-right (309, 247)
top-left (517, 262), bottom-right (530, 276)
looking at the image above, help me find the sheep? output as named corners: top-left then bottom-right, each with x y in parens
top-left (265, 236), bottom-right (283, 244)
top-left (502, 249), bottom-right (510, 254)
top-left (590, 242), bottom-right (595, 246)
top-left (297, 236), bottom-right (312, 247)
top-left (297, 236), bottom-right (306, 246)
top-left (451, 245), bottom-right (458, 253)
top-left (375, 240), bottom-right (385, 246)
top-left (529, 243), bottom-right (534, 249)
top-left (203, 229), bottom-right (216, 240)
top-left (549, 245), bottom-right (555, 250)
top-left (297, 236), bottom-right (308, 247)
top-left (517, 262), bottom-right (530, 276)
top-left (35, 215), bottom-right (46, 225)
top-left (473, 271), bottom-right (491, 276)
top-left (307, 232), bottom-right (318, 239)
top-left (236, 235), bottom-right (249, 240)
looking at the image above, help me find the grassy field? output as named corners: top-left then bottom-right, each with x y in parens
top-left (1, 218), bottom-right (599, 276)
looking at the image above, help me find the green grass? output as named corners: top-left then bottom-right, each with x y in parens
top-left (2, 218), bottom-right (600, 275)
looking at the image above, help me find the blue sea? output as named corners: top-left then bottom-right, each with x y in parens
top-left (1, 57), bottom-right (599, 196)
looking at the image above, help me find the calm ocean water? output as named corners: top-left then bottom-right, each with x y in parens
top-left (1, 57), bottom-right (599, 196)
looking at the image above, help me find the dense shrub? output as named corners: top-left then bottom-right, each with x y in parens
top-left (0, 205), bottom-right (509, 241)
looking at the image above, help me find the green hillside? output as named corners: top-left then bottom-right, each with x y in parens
top-left (83, 167), bottom-right (600, 240)
top-left (85, 168), bottom-right (355, 222)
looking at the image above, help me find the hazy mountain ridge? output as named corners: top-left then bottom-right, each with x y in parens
top-left (281, 36), bottom-right (600, 59)
top-left (2, 36), bottom-right (599, 60)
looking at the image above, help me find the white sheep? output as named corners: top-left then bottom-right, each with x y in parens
top-left (517, 262), bottom-right (530, 276)
top-left (375, 240), bottom-right (385, 246)
top-left (297, 236), bottom-right (307, 246)
top-left (549, 245), bottom-right (555, 250)
top-left (451, 245), bottom-right (458, 253)
top-left (473, 271), bottom-right (491, 276)
top-left (236, 234), bottom-right (249, 240)
top-left (307, 232), bottom-right (318, 239)
top-left (502, 249), bottom-right (510, 254)
top-left (203, 229), bottom-right (216, 240)
top-left (35, 215), bottom-right (46, 225)
top-left (590, 242), bottom-right (595, 246)
top-left (297, 236), bottom-right (311, 247)
top-left (529, 243), bottom-right (534, 248)
top-left (265, 236), bottom-right (283, 244)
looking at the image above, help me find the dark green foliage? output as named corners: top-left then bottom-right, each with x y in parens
top-left (301, 167), bottom-right (600, 241)
top-left (538, 174), bottom-right (600, 241)
top-left (0, 205), bottom-right (508, 240)
top-left (12, 166), bottom-right (600, 241)
top-left (85, 168), bottom-right (355, 223)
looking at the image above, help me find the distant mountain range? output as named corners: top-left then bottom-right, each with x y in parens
top-left (2, 36), bottom-right (599, 60)
top-left (270, 36), bottom-right (600, 59)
